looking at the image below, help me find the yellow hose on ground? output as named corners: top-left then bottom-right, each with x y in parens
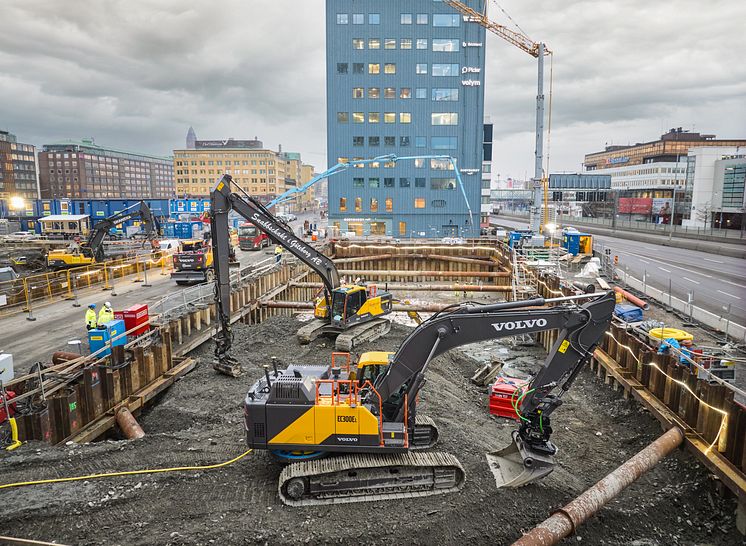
top-left (0, 449), bottom-right (253, 490)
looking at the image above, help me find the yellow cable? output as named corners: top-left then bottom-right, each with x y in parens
top-left (0, 449), bottom-right (253, 490)
top-left (604, 331), bottom-right (727, 454)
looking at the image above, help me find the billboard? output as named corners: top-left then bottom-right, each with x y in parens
top-left (652, 198), bottom-right (672, 215)
top-left (618, 198), bottom-right (652, 214)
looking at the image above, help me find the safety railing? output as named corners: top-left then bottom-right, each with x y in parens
top-left (0, 251), bottom-right (172, 318)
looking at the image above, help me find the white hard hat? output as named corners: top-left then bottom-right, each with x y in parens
top-left (105, 301), bottom-right (112, 308)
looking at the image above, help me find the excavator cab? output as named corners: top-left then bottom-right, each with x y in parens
top-left (328, 285), bottom-right (393, 329)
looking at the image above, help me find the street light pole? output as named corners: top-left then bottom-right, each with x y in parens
top-left (669, 154), bottom-right (679, 241)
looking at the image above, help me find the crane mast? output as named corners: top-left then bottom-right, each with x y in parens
top-left (444, 0), bottom-right (551, 232)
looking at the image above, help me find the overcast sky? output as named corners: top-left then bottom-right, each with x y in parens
top-left (1, 0), bottom-right (744, 180)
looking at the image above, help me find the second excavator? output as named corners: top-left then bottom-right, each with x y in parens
top-left (210, 175), bottom-right (394, 375)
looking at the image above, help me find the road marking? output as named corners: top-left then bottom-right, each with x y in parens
top-left (682, 277), bottom-right (700, 284)
top-left (658, 267), bottom-right (671, 273)
top-left (639, 259), bottom-right (650, 264)
top-left (717, 290), bottom-right (742, 300)
top-left (721, 279), bottom-right (746, 289)
top-left (618, 250), bottom-right (713, 278)
top-left (703, 258), bottom-right (723, 263)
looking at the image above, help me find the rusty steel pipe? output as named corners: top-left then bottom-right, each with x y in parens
top-left (338, 269), bottom-right (509, 278)
top-left (51, 351), bottom-right (84, 365)
top-left (115, 407), bottom-right (145, 440)
top-left (260, 300), bottom-right (456, 312)
top-left (613, 286), bottom-right (650, 310)
top-left (288, 281), bottom-right (512, 293)
top-left (512, 427), bottom-right (684, 546)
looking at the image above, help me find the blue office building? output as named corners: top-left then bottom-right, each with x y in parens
top-left (326, 1), bottom-right (486, 238)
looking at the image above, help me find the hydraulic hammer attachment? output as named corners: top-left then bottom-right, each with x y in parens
top-left (486, 431), bottom-right (555, 488)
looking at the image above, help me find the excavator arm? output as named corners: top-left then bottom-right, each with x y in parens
top-left (210, 175), bottom-right (341, 375)
top-left (85, 201), bottom-right (161, 263)
top-left (371, 290), bottom-right (616, 487)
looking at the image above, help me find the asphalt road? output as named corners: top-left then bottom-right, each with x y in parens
top-left (493, 217), bottom-right (746, 326)
top-left (0, 212), bottom-right (326, 369)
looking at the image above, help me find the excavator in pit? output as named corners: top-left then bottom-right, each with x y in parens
top-left (210, 182), bottom-right (616, 503)
top-left (210, 175), bottom-right (395, 376)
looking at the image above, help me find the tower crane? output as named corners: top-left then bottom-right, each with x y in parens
top-left (444, 0), bottom-right (552, 233)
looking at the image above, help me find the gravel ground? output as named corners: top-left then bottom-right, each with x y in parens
top-left (0, 316), bottom-right (741, 545)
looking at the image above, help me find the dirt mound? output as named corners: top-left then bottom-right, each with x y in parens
top-left (0, 316), bottom-right (740, 545)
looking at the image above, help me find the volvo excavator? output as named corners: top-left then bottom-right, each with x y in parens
top-left (210, 175), bottom-right (394, 375)
top-left (227, 290), bottom-right (615, 505)
top-left (46, 201), bottom-right (161, 269)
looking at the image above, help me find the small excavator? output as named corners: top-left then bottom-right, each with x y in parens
top-left (46, 201), bottom-right (160, 269)
top-left (210, 175), bottom-right (394, 375)
top-left (223, 290), bottom-right (615, 505)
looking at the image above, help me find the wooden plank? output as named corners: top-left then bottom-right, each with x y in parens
top-left (596, 277), bottom-right (611, 290)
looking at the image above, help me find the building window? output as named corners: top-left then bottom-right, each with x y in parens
top-left (416, 13), bottom-right (428, 24)
top-left (384, 87), bottom-right (396, 99)
top-left (369, 63), bottom-right (380, 74)
top-left (433, 39), bottom-right (459, 52)
top-left (385, 38), bottom-right (396, 49)
top-left (369, 136), bottom-right (380, 146)
top-left (401, 13), bottom-right (412, 24)
top-left (352, 13), bottom-right (364, 24)
top-left (415, 177), bottom-right (426, 188)
top-left (370, 197), bottom-right (379, 212)
top-left (385, 136), bottom-right (396, 147)
top-left (431, 136), bottom-right (458, 150)
top-left (353, 87), bottom-right (364, 98)
top-left (368, 38), bottom-right (381, 49)
top-left (368, 112), bottom-right (380, 123)
top-left (433, 14), bottom-right (460, 27)
top-left (369, 13), bottom-right (380, 24)
top-left (416, 63), bottom-right (428, 75)
top-left (432, 113), bottom-right (459, 125)
top-left (432, 88), bottom-right (459, 101)
top-left (353, 177), bottom-right (364, 187)
top-left (416, 87), bottom-right (427, 99)
top-left (352, 112), bottom-right (364, 123)
top-left (400, 136), bottom-right (411, 147)
top-left (353, 136), bottom-right (364, 147)
top-left (414, 158), bottom-right (426, 168)
top-left (368, 87), bottom-right (380, 99)
top-left (415, 136), bottom-right (426, 148)
top-left (431, 159), bottom-right (454, 170)
top-left (399, 221), bottom-right (407, 236)
top-left (337, 112), bottom-right (349, 123)
top-left (414, 198), bottom-right (426, 209)
top-left (432, 64), bottom-right (459, 76)
top-left (400, 38), bottom-right (412, 49)
top-left (353, 38), bottom-right (364, 49)
top-left (416, 39), bottom-right (428, 50)
top-left (384, 177), bottom-right (395, 188)
top-left (369, 177), bottom-right (380, 188)
top-left (431, 178), bottom-right (457, 190)
top-left (339, 197), bottom-right (347, 211)
top-left (337, 14), bottom-right (348, 25)
top-left (355, 197), bottom-right (362, 212)
top-left (384, 63), bottom-right (396, 74)
top-left (385, 197), bottom-right (393, 212)
top-left (383, 112), bottom-right (396, 124)
top-left (400, 113), bottom-right (412, 123)
top-left (337, 63), bottom-right (348, 74)
top-left (399, 177), bottom-right (410, 188)
top-left (432, 200), bottom-right (446, 208)
top-left (399, 88), bottom-right (412, 99)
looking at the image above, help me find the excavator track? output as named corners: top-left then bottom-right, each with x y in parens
top-left (296, 319), bottom-right (329, 345)
top-left (278, 451), bottom-right (464, 506)
top-left (412, 415), bottom-right (439, 449)
top-left (334, 318), bottom-right (391, 352)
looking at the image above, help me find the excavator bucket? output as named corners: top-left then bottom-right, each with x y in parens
top-left (486, 432), bottom-right (555, 488)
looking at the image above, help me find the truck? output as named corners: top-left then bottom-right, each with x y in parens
top-left (237, 223), bottom-right (269, 251)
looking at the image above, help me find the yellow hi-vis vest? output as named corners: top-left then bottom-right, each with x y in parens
top-left (85, 308), bottom-right (97, 328)
top-left (98, 307), bottom-right (114, 326)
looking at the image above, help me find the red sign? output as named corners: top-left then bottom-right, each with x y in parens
top-left (618, 197), bottom-right (652, 214)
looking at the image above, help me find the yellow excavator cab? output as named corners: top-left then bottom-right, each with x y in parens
top-left (350, 351), bottom-right (394, 385)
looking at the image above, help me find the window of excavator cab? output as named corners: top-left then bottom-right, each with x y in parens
top-left (359, 364), bottom-right (383, 385)
top-left (346, 290), bottom-right (365, 317)
top-left (331, 291), bottom-right (346, 318)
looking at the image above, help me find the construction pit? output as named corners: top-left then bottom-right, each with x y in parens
top-left (1, 240), bottom-right (744, 545)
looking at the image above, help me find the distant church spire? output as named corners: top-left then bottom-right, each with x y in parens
top-left (186, 126), bottom-right (197, 149)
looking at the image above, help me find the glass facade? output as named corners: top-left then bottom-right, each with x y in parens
top-left (326, 0), bottom-right (486, 237)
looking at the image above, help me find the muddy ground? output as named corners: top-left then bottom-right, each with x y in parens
top-left (0, 316), bottom-right (742, 545)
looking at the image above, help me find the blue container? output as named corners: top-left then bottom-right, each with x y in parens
top-left (87, 319), bottom-right (126, 357)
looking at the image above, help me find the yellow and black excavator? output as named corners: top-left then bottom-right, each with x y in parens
top-left (221, 290), bottom-right (615, 505)
top-left (210, 175), bottom-right (393, 375)
top-left (46, 201), bottom-right (160, 269)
